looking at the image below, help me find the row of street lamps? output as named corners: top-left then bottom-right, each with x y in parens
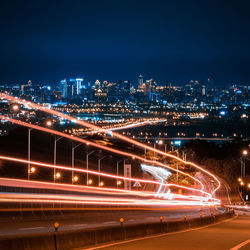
top-left (238, 178), bottom-right (250, 189)
top-left (26, 124), bottom-right (127, 187)
top-left (11, 105), bottom-right (126, 187)
top-left (28, 163), bottom-right (124, 187)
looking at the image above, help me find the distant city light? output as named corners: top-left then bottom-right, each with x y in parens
top-left (46, 120), bottom-right (52, 126)
top-left (158, 140), bottom-right (163, 145)
top-left (12, 104), bottom-right (19, 111)
top-left (173, 140), bottom-right (182, 146)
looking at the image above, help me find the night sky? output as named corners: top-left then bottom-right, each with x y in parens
top-left (1, 0), bottom-right (250, 85)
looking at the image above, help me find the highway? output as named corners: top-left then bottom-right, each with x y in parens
top-left (0, 93), bottom-right (233, 247)
top-left (0, 207), bottom-right (219, 236)
top-left (91, 216), bottom-right (250, 250)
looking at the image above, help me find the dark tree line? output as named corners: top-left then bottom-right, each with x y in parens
top-left (183, 139), bottom-right (249, 187)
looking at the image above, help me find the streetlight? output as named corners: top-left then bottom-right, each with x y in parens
top-left (240, 181), bottom-right (244, 186)
top-left (241, 149), bottom-right (248, 178)
top-left (73, 175), bottom-right (79, 183)
top-left (30, 166), bottom-right (36, 173)
top-left (88, 179), bottom-right (93, 185)
top-left (116, 159), bottom-right (127, 188)
top-left (99, 181), bottom-right (104, 187)
top-left (86, 150), bottom-right (98, 185)
top-left (248, 183), bottom-right (250, 189)
top-left (242, 150), bottom-right (248, 156)
top-left (54, 136), bottom-right (62, 182)
top-left (12, 104), bottom-right (19, 111)
top-left (46, 120), bottom-right (53, 127)
top-left (238, 177), bottom-right (242, 182)
top-left (98, 155), bottom-right (111, 186)
top-left (158, 140), bottom-right (163, 145)
top-left (117, 180), bottom-right (122, 186)
top-left (153, 140), bottom-right (165, 160)
top-left (27, 128), bottom-right (32, 180)
top-left (55, 172), bottom-right (61, 179)
top-left (71, 143), bottom-right (81, 183)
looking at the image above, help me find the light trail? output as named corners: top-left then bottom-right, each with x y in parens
top-left (0, 177), bottom-right (219, 204)
top-left (0, 192), bottom-right (220, 207)
top-left (81, 119), bottom-right (166, 134)
top-left (0, 115), bottom-right (205, 192)
top-left (0, 93), bottom-right (221, 194)
top-left (0, 177), bottom-right (153, 198)
top-left (0, 155), bottom-right (214, 199)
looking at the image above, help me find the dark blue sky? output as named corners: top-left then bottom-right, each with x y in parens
top-left (1, 0), bottom-right (250, 85)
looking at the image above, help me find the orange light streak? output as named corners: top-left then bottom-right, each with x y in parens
top-left (0, 155), bottom-right (212, 199)
top-left (0, 115), bottom-right (205, 191)
top-left (0, 193), bottom-right (220, 206)
top-left (0, 93), bottom-right (221, 193)
top-left (0, 177), bottom-right (219, 204)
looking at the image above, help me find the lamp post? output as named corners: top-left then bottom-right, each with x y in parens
top-left (164, 144), bottom-right (167, 153)
top-left (98, 155), bottom-right (111, 186)
top-left (54, 136), bottom-right (62, 182)
top-left (28, 128), bottom-right (31, 180)
top-left (152, 140), bottom-right (164, 163)
top-left (241, 149), bottom-right (248, 179)
top-left (86, 150), bottom-right (98, 185)
top-left (116, 159), bottom-right (127, 188)
top-left (72, 143), bottom-right (81, 183)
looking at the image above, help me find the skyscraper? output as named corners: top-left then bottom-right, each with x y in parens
top-left (138, 75), bottom-right (143, 88)
top-left (76, 78), bottom-right (83, 95)
top-left (95, 80), bottom-right (101, 89)
top-left (60, 79), bottom-right (68, 98)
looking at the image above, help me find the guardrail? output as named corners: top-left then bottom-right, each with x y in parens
top-left (0, 210), bottom-right (234, 250)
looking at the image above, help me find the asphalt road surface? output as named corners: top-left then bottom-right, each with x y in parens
top-left (90, 216), bottom-right (250, 250)
top-left (0, 207), bottom-right (218, 236)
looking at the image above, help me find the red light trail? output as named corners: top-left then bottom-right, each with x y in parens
top-left (0, 92), bottom-right (221, 194)
top-left (0, 115), bottom-right (205, 192)
top-left (0, 155), bottom-right (214, 200)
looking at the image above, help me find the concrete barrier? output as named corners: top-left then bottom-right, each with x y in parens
top-left (0, 211), bottom-right (234, 250)
top-left (0, 233), bottom-right (55, 250)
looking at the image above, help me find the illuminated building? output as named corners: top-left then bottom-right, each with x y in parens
top-left (138, 75), bottom-right (143, 88)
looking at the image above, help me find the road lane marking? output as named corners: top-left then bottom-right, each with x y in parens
top-left (87, 216), bottom-right (237, 249)
top-left (103, 221), bottom-right (116, 224)
top-left (18, 227), bottom-right (45, 231)
top-left (230, 239), bottom-right (250, 250)
top-left (128, 219), bottom-right (135, 222)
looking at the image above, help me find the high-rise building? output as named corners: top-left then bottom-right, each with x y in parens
top-left (95, 80), bottom-right (101, 89)
top-left (60, 79), bottom-right (68, 98)
top-left (103, 80), bottom-right (108, 92)
top-left (138, 75), bottom-right (143, 88)
top-left (76, 78), bottom-right (83, 95)
top-left (68, 79), bottom-right (76, 98)
top-left (202, 85), bottom-right (206, 96)
top-left (144, 80), bottom-right (152, 96)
